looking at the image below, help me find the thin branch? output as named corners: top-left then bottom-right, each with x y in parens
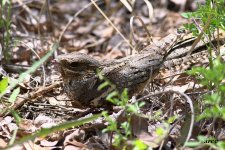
top-left (91, 0), bottom-right (134, 50)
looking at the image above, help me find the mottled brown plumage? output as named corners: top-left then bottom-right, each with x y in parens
top-left (56, 32), bottom-right (224, 107)
top-left (56, 51), bottom-right (164, 107)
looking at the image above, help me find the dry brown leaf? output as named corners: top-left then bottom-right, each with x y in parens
top-left (104, 49), bottom-right (124, 59)
top-left (34, 114), bottom-right (55, 128)
top-left (66, 140), bottom-right (87, 148)
top-left (40, 140), bottom-right (58, 147)
top-left (131, 114), bottom-right (148, 137)
top-left (18, 119), bottom-right (37, 136)
top-left (0, 138), bottom-right (7, 149)
top-left (24, 140), bottom-right (51, 150)
top-left (164, 82), bottom-right (194, 93)
top-left (64, 145), bottom-right (82, 150)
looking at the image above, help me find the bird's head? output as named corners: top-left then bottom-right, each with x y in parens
top-left (56, 52), bottom-right (101, 78)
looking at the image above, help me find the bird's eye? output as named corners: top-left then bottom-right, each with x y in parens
top-left (69, 61), bottom-right (98, 70)
top-left (70, 62), bottom-right (80, 68)
top-left (70, 62), bottom-right (88, 70)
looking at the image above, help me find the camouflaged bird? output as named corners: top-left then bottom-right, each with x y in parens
top-left (56, 32), bottom-right (224, 107)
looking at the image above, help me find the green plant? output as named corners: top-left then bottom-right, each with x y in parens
top-left (188, 58), bottom-right (225, 120)
top-left (0, 0), bottom-right (12, 61)
top-left (182, 0), bottom-right (225, 149)
top-left (105, 90), bottom-right (145, 148)
top-left (98, 72), bottom-right (148, 149)
top-left (98, 70), bottom-right (182, 149)
top-left (182, 0), bottom-right (225, 70)
top-left (182, 0), bottom-right (225, 36)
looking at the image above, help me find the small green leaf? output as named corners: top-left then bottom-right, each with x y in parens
top-left (217, 141), bottom-right (225, 149)
top-left (106, 91), bottom-right (118, 99)
top-left (0, 77), bottom-right (8, 93)
top-left (181, 12), bottom-right (191, 18)
top-left (133, 139), bottom-right (148, 150)
top-left (127, 104), bottom-right (138, 113)
top-left (197, 135), bottom-right (208, 142)
top-left (10, 109), bottom-right (22, 124)
top-left (9, 87), bottom-right (20, 103)
top-left (98, 81), bottom-right (110, 90)
top-left (184, 141), bottom-right (201, 147)
top-left (138, 102), bottom-right (145, 108)
top-left (167, 116), bottom-right (177, 124)
top-left (106, 91), bottom-right (119, 104)
top-left (156, 127), bottom-right (165, 136)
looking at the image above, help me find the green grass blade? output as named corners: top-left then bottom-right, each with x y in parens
top-left (8, 113), bottom-right (103, 148)
top-left (0, 43), bottom-right (59, 99)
